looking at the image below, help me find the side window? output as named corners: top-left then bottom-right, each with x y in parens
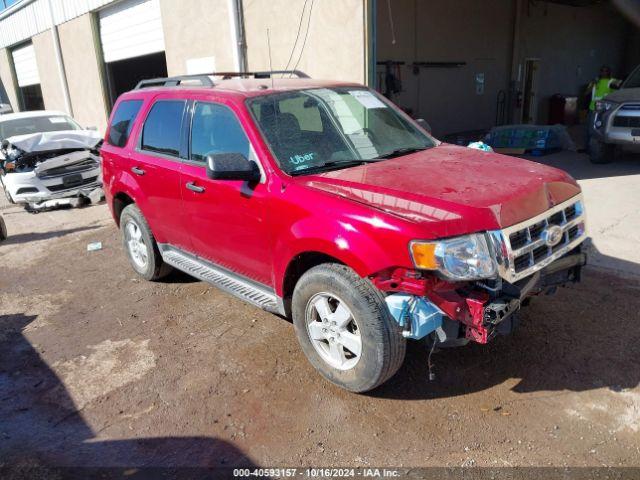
top-left (190, 102), bottom-right (250, 162)
top-left (141, 100), bottom-right (186, 157)
top-left (107, 100), bottom-right (143, 147)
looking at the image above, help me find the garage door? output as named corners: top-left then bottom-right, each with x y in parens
top-left (99, 0), bottom-right (165, 63)
top-left (12, 43), bottom-right (39, 87)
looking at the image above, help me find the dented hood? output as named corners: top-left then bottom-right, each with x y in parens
top-left (305, 144), bottom-right (580, 232)
top-left (5, 130), bottom-right (102, 153)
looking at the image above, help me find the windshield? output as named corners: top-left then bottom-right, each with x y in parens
top-left (623, 66), bottom-right (640, 89)
top-left (0, 114), bottom-right (81, 141)
top-left (248, 87), bottom-right (435, 175)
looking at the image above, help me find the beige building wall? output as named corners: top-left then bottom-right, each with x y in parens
top-left (376, 0), bottom-right (515, 137)
top-left (243, 0), bottom-right (366, 83)
top-left (0, 48), bottom-right (19, 111)
top-left (58, 13), bottom-right (108, 132)
top-left (160, 0), bottom-right (235, 76)
top-left (32, 30), bottom-right (67, 112)
top-left (518, 1), bottom-right (629, 124)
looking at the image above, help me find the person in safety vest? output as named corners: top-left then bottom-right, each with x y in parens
top-left (589, 66), bottom-right (621, 110)
top-left (586, 65), bottom-right (621, 150)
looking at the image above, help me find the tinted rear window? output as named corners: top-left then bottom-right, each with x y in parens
top-left (107, 100), bottom-right (143, 147)
top-left (141, 100), bottom-right (185, 157)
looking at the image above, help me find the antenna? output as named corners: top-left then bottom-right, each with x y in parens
top-left (266, 28), bottom-right (279, 147)
top-left (267, 28), bottom-right (275, 90)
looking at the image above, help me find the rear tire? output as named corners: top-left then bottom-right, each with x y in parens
top-left (120, 204), bottom-right (172, 281)
top-left (589, 138), bottom-right (615, 164)
top-left (292, 263), bottom-right (406, 393)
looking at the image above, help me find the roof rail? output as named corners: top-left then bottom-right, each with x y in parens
top-left (134, 70), bottom-right (310, 89)
top-left (135, 75), bottom-right (215, 89)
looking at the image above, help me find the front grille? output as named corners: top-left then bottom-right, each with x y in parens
top-left (47, 176), bottom-right (99, 192)
top-left (613, 116), bottom-right (640, 128)
top-left (497, 196), bottom-right (587, 280)
top-left (38, 159), bottom-right (99, 179)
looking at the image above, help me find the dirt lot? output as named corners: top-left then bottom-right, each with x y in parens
top-left (1, 152), bottom-right (640, 470)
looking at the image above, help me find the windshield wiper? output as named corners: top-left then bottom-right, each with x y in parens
top-left (290, 159), bottom-right (379, 176)
top-left (377, 146), bottom-right (428, 159)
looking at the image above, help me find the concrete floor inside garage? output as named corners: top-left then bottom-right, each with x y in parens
top-left (0, 150), bottom-right (639, 468)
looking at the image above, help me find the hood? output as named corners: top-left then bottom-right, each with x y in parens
top-left (304, 144), bottom-right (580, 234)
top-left (605, 87), bottom-right (640, 103)
top-left (5, 130), bottom-right (102, 153)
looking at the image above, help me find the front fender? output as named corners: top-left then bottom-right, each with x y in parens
top-left (271, 200), bottom-right (420, 297)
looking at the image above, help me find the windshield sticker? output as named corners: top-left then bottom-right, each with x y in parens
top-left (49, 117), bottom-right (68, 124)
top-left (290, 152), bottom-right (316, 168)
top-left (348, 90), bottom-right (386, 109)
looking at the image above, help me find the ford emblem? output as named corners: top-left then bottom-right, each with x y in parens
top-left (542, 225), bottom-right (564, 247)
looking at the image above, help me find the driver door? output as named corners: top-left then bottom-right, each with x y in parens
top-left (180, 99), bottom-right (272, 286)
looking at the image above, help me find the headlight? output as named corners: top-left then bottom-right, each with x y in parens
top-left (410, 234), bottom-right (497, 281)
top-left (595, 100), bottom-right (617, 113)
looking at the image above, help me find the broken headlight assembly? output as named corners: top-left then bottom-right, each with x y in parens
top-left (410, 234), bottom-right (497, 281)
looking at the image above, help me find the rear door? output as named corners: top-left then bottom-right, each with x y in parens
top-left (130, 96), bottom-right (191, 249)
top-left (180, 98), bottom-right (272, 286)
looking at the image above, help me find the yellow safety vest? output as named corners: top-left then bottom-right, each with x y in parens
top-left (590, 78), bottom-right (617, 110)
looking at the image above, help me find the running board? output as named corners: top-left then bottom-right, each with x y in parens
top-left (159, 245), bottom-right (283, 315)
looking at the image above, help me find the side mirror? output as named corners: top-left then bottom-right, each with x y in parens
top-left (206, 153), bottom-right (261, 182)
top-left (416, 118), bottom-right (432, 134)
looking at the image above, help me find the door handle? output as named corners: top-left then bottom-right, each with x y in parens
top-left (131, 166), bottom-right (145, 176)
top-left (186, 182), bottom-right (205, 193)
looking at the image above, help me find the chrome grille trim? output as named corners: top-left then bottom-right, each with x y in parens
top-left (487, 194), bottom-right (587, 283)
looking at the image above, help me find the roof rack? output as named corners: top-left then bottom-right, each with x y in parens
top-left (134, 70), bottom-right (310, 89)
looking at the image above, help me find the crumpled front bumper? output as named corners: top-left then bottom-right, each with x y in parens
top-left (444, 248), bottom-right (586, 344)
top-left (379, 247), bottom-right (586, 345)
top-left (2, 168), bottom-right (102, 204)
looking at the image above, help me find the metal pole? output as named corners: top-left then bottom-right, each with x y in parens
top-left (46, 0), bottom-right (73, 116)
top-left (228, 0), bottom-right (247, 72)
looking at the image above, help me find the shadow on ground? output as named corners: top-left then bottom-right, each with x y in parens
top-left (0, 225), bottom-right (103, 246)
top-left (0, 313), bottom-right (260, 471)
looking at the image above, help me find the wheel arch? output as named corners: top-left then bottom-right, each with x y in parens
top-left (280, 251), bottom-right (347, 318)
top-left (112, 191), bottom-right (136, 227)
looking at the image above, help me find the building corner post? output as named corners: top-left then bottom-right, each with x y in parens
top-left (47, 0), bottom-right (73, 116)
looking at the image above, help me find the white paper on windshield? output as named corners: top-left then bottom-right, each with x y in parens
top-left (349, 90), bottom-right (386, 109)
top-left (49, 117), bottom-right (68, 124)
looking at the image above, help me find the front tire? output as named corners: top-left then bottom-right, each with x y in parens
top-left (120, 204), bottom-right (172, 281)
top-left (292, 263), bottom-right (406, 393)
top-left (589, 138), bottom-right (615, 164)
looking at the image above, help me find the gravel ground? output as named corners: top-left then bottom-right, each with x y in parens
top-left (1, 154), bottom-right (639, 470)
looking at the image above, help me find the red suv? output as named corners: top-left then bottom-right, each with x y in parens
top-left (102, 72), bottom-right (587, 392)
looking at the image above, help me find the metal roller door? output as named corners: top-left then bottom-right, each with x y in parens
top-left (99, 0), bottom-right (165, 63)
top-left (12, 43), bottom-right (40, 87)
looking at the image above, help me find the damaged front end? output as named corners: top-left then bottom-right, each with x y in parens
top-left (373, 195), bottom-right (588, 348)
top-left (0, 130), bottom-right (104, 210)
top-left (376, 247), bottom-right (585, 348)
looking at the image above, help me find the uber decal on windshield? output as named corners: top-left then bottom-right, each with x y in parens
top-left (290, 152), bottom-right (316, 170)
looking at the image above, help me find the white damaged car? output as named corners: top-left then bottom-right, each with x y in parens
top-left (0, 111), bottom-right (102, 210)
